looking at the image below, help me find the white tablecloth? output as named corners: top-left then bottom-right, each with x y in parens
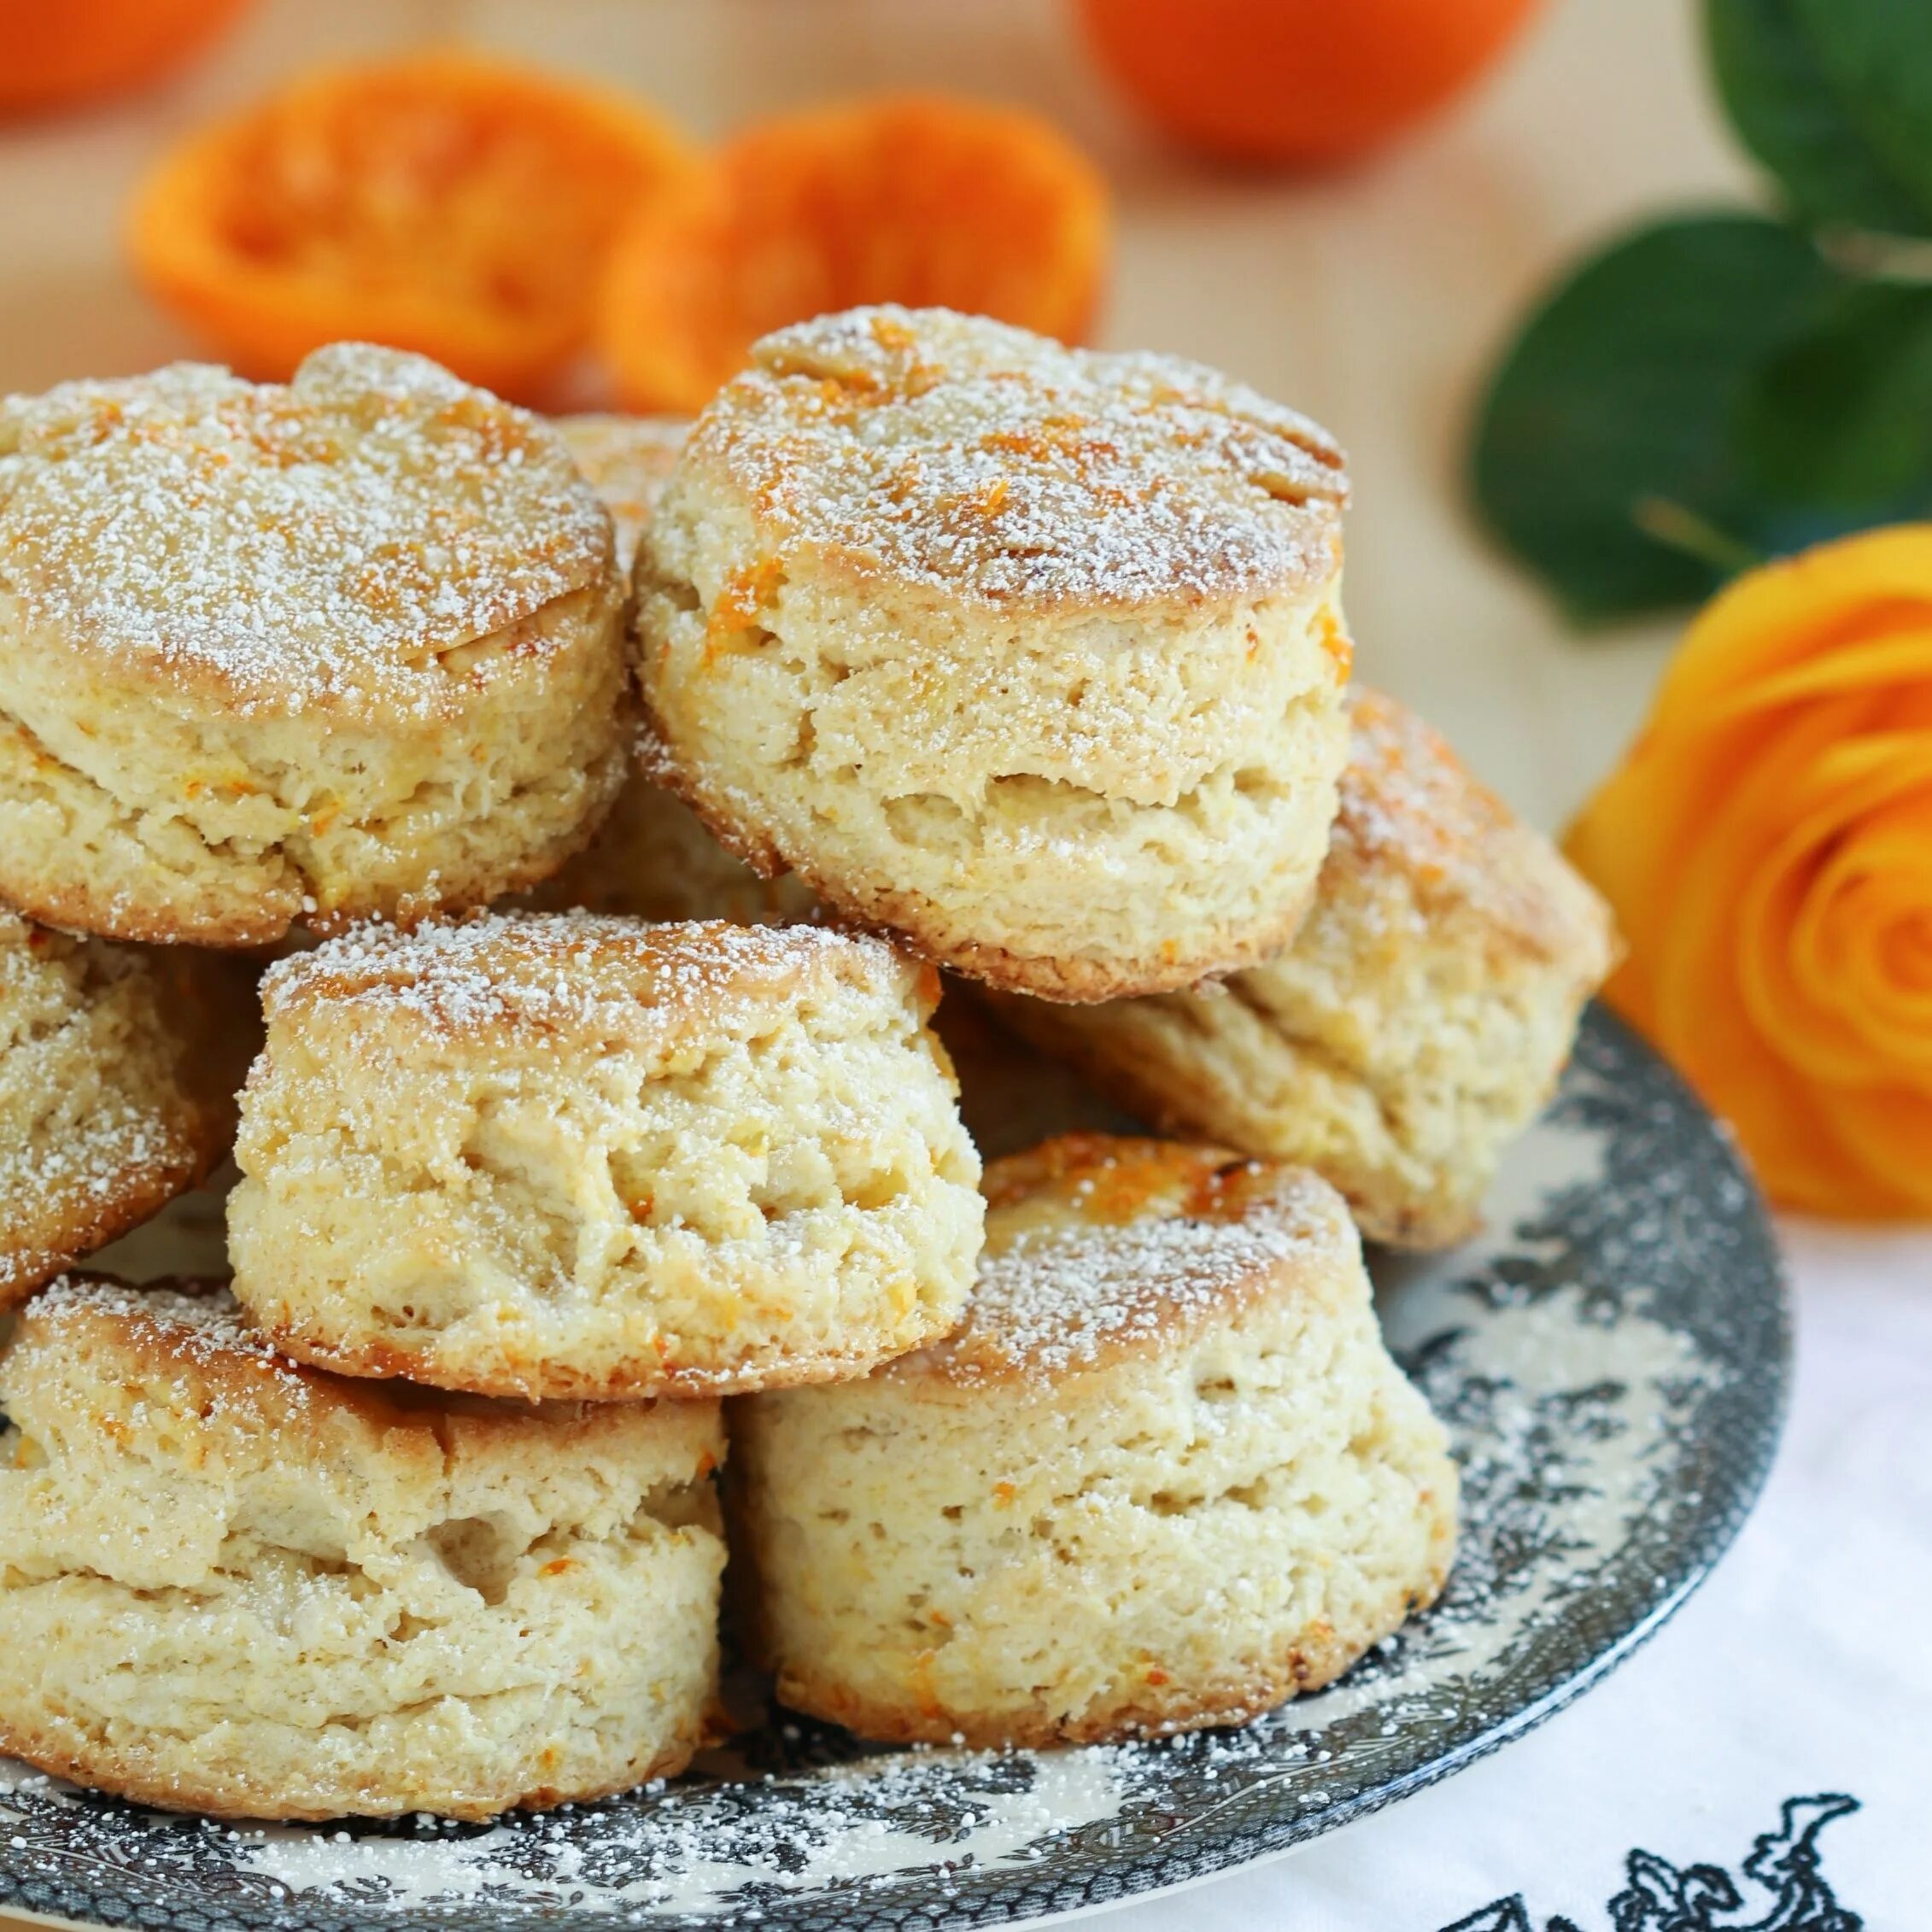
top-left (1101, 1225), bottom-right (1929, 1929)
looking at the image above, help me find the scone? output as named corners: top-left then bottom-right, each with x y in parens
top-left (0, 344), bottom-right (629, 946)
top-left (553, 412), bottom-right (689, 581)
top-left (538, 413), bottom-right (818, 924)
top-left (229, 913), bottom-right (985, 1399)
top-left (731, 1133), bottom-right (1457, 1747)
top-left (635, 304), bottom-right (1353, 1002)
top-left (0, 1277), bottom-right (724, 1821)
top-left (2, 911), bottom-right (249, 1306)
top-left (991, 691), bottom-right (1619, 1246)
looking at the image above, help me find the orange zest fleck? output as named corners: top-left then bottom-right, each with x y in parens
top-left (1320, 608), bottom-right (1355, 680)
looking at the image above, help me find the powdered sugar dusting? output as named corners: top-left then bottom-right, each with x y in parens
top-left (30, 1273), bottom-right (303, 1382)
top-left (0, 1016), bottom-right (1783, 1927)
top-left (1327, 689), bottom-right (1614, 965)
top-left (0, 344), bottom-right (610, 717)
top-left (261, 911), bottom-right (906, 1039)
top-left (687, 306), bottom-right (1346, 609)
top-left (918, 1157), bottom-right (1339, 1384)
top-left (0, 1104), bottom-right (189, 1276)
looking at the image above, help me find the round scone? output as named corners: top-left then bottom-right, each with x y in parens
top-left (0, 1278), bottom-right (724, 1821)
top-left (0, 343), bottom-right (629, 946)
top-left (229, 913), bottom-right (985, 1399)
top-left (2, 910), bottom-right (250, 1307)
top-left (730, 1133), bottom-right (1458, 1748)
top-left (988, 690), bottom-right (1620, 1246)
top-left (635, 304), bottom-right (1354, 1001)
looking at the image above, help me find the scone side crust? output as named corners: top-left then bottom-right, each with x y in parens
top-left (1, 926), bottom-right (247, 1303)
top-left (684, 305), bottom-right (1349, 614)
top-left (767, 1551), bottom-right (1454, 1749)
top-left (0, 1717), bottom-right (711, 1826)
top-left (637, 703), bottom-right (1324, 1002)
top-left (244, 1314), bottom-right (974, 1404)
top-left (0, 593), bottom-right (633, 948)
top-left (982, 993), bottom-right (1487, 1250)
top-left (0, 346), bottom-right (615, 719)
top-left (11, 1279), bottom-right (728, 1470)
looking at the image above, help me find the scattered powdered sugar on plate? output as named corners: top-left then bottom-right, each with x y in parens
top-left (0, 1011), bottom-right (1786, 1928)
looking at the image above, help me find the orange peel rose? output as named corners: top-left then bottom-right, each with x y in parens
top-left (1566, 526), bottom-right (1932, 1216)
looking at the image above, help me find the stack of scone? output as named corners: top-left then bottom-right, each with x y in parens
top-left (0, 306), bottom-right (1612, 1823)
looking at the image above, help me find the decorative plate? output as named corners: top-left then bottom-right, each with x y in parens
top-left (0, 1006), bottom-right (1788, 1931)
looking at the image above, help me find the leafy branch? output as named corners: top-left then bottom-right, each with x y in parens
top-left (1469, 0), bottom-right (1932, 626)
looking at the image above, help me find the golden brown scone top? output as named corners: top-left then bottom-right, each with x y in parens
top-left (891, 1133), bottom-right (1353, 1389)
top-left (4, 1274), bottom-right (723, 1478)
top-left (0, 344), bottom-right (612, 717)
top-left (676, 305), bottom-right (1349, 613)
top-left (260, 911), bottom-right (940, 1053)
top-left (1336, 688), bottom-right (1619, 974)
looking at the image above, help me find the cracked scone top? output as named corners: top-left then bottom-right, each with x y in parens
top-left (990, 689), bottom-right (1620, 1246)
top-left (228, 912), bottom-right (985, 1400)
top-left (635, 305), bottom-right (1354, 1002)
top-left (0, 1276), bottom-right (725, 1821)
top-left (0, 343), bottom-right (629, 945)
top-left (730, 1133), bottom-right (1458, 1748)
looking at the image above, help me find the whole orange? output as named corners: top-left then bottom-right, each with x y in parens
top-left (0, 0), bottom-right (253, 114)
top-left (1074, 0), bottom-right (1544, 165)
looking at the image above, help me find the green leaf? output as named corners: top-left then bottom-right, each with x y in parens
top-left (1708, 0), bottom-right (1932, 237)
top-left (1789, 0), bottom-right (1932, 231)
top-left (1469, 213), bottom-right (1842, 625)
top-left (1735, 282), bottom-right (1932, 508)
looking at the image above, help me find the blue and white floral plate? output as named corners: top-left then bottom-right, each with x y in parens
top-left (0, 1007), bottom-right (1788, 1931)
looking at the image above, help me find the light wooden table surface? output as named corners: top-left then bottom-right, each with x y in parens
top-left (0, 3), bottom-right (1741, 1924)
